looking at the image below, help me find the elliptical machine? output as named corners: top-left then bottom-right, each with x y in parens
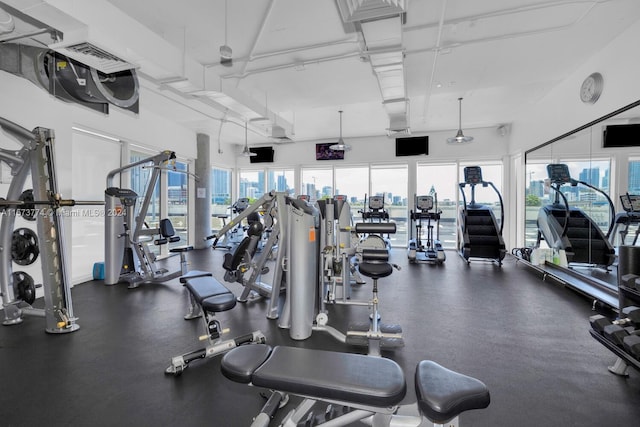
top-left (408, 194), bottom-right (445, 264)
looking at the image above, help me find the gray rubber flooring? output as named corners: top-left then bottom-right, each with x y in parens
top-left (1, 248), bottom-right (640, 426)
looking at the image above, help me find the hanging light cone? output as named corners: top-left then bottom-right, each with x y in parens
top-left (330, 110), bottom-right (352, 151)
top-left (447, 97), bottom-right (474, 144)
top-left (240, 122), bottom-right (256, 157)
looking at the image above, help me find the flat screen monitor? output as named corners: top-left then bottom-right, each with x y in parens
top-left (395, 136), bottom-right (428, 156)
top-left (249, 147), bottom-right (275, 163)
top-left (603, 124), bottom-right (640, 148)
top-left (316, 143), bottom-right (344, 160)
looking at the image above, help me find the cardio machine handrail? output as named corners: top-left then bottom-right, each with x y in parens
top-left (458, 179), bottom-right (504, 235)
top-left (549, 183), bottom-right (572, 239)
top-left (572, 179), bottom-right (616, 239)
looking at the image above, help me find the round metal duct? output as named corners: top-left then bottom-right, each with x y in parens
top-left (89, 67), bottom-right (139, 109)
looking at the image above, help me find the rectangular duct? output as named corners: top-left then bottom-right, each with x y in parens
top-left (336, 0), bottom-right (406, 23)
top-left (358, 13), bottom-right (409, 135)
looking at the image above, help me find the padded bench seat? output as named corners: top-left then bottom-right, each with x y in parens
top-left (222, 344), bottom-right (490, 424)
top-left (183, 273), bottom-right (237, 313)
top-left (222, 344), bottom-right (406, 407)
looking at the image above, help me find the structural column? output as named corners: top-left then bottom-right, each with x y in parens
top-left (194, 133), bottom-right (212, 249)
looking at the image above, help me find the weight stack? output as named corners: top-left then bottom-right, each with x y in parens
top-left (618, 245), bottom-right (640, 309)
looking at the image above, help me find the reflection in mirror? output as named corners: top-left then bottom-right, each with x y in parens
top-left (524, 100), bottom-right (640, 308)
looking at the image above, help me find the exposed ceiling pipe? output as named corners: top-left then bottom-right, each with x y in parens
top-left (422, 0), bottom-right (448, 124)
top-left (234, 0), bottom-right (276, 84)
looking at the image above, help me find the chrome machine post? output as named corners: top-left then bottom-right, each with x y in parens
top-left (29, 128), bottom-right (79, 333)
top-left (0, 117), bottom-right (33, 326)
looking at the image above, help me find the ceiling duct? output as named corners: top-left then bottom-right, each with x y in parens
top-left (339, 0), bottom-right (409, 135)
top-left (0, 43), bottom-right (50, 90)
top-left (0, 43), bottom-right (138, 113)
top-left (336, 0), bottom-right (406, 23)
top-left (270, 124), bottom-right (293, 143)
top-left (47, 51), bottom-right (139, 113)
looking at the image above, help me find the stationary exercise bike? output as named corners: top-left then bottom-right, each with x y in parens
top-left (220, 344), bottom-right (491, 427)
top-left (408, 194), bottom-right (446, 264)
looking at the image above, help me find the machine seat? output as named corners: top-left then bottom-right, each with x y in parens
top-left (415, 360), bottom-right (490, 424)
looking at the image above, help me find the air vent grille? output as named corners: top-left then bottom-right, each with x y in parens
top-left (52, 42), bottom-right (134, 74)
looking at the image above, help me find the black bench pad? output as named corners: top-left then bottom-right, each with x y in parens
top-left (415, 360), bottom-right (490, 424)
top-left (184, 275), bottom-right (236, 312)
top-left (222, 344), bottom-right (406, 407)
top-left (179, 270), bottom-right (212, 284)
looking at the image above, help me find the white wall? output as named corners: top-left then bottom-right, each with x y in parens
top-left (509, 18), bottom-right (640, 155)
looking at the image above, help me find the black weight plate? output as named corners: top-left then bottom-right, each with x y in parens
top-left (11, 227), bottom-right (39, 266)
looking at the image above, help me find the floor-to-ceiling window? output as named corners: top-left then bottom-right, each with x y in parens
top-left (130, 149), bottom-right (162, 255)
top-left (239, 169), bottom-right (265, 202)
top-left (370, 165), bottom-right (408, 246)
top-left (416, 163), bottom-right (458, 249)
top-left (300, 168), bottom-right (333, 202)
top-left (334, 166), bottom-right (369, 222)
top-left (211, 166), bottom-right (232, 232)
top-left (71, 129), bottom-right (121, 282)
top-left (167, 160), bottom-right (188, 249)
top-left (267, 168), bottom-right (295, 196)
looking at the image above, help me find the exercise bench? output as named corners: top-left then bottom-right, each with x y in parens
top-left (165, 270), bottom-right (266, 376)
top-left (221, 344), bottom-right (490, 427)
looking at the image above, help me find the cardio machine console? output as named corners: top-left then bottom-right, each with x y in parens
top-left (464, 166), bottom-right (483, 184)
top-left (416, 195), bottom-right (433, 211)
top-left (620, 194), bottom-right (640, 213)
top-left (547, 164), bottom-right (572, 185)
top-left (369, 195), bottom-right (384, 210)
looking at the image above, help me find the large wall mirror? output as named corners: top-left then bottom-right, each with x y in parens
top-left (524, 100), bottom-right (640, 305)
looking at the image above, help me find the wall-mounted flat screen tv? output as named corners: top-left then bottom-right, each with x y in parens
top-left (603, 124), bottom-right (640, 148)
top-left (249, 147), bottom-right (275, 163)
top-left (316, 143), bottom-right (344, 160)
top-left (395, 136), bottom-right (428, 156)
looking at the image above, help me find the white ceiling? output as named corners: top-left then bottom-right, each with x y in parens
top-left (3, 0), bottom-right (640, 146)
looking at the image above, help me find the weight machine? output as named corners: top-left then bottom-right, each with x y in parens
top-left (278, 199), bottom-right (404, 356)
top-left (0, 117), bottom-right (100, 333)
top-left (408, 194), bottom-right (446, 264)
top-left (104, 150), bottom-right (193, 287)
top-left (316, 195), bottom-right (364, 303)
top-left (208, 190), bottom-right (287, 320)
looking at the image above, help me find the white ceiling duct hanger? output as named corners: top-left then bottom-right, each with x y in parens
top-left (447, 97), bottom-right (474, 144)
top-left (240, 121), bottom-right (256, 157)
top-left (330, 110), bottom-right (351, 151)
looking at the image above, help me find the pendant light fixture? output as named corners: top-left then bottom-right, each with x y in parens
top-left (447, 97), bottom-right (474, 144)
top-left (240, 121), bottom-right (256, 157)
top-left (329, 110), bottom-right (351, 151)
